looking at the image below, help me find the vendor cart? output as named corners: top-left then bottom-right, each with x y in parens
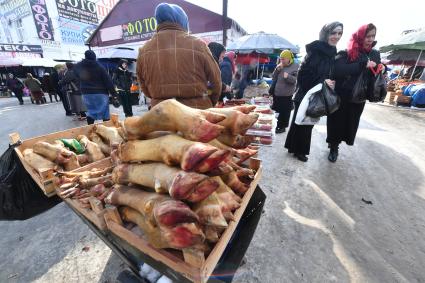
top-left (69, 185), bottom-right (266, 283)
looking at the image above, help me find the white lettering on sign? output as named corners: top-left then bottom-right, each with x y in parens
top-left (0, 45), bottom-right (32, 52)
top-left (30, 1), bottom-right (54, 41)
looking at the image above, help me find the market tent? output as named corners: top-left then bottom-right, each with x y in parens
top-left (380, 29), bottom-right (425, 52)
top-left (380, 29), bottom-right (425, 80)
top-left (97, 47), bottom-right (138, 61)
top-left (21, 58), bottom-right (58, 67)
top-left (382, 49), bottom-right (425, 67)
top-left (227, 31), bottom-right (299, 54)
top-left (0, 58), bottom-right (24, 67)
top-left (87, 0), bottom-right (246, 48)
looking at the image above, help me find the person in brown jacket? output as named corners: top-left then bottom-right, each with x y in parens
top-left (136, 3), bottom-right (222, 109)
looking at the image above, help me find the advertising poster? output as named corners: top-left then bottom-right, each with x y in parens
top-left (55, 0), bottom-right (99, 25)
top-left (59, 17), bottom-right (96, 45)
top-left (29, 0), bottom-right (55, 41)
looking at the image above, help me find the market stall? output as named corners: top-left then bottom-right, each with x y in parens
top-left (380, 29), bottom-right (425, 107)
top-left (5, 101), bottom-right (266, 282)
top-left (86, 0), bottom-right (246, 50)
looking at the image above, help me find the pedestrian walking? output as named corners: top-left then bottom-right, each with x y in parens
top-left (285, 22), bottom-right (343, 162)
top-left (75, 50), bottom-right (117, 125)
top-left (270, 50), bottom-right (299, 133)
top-left (326, 23), bottom-right (381, 162)
top-left (113, 59), bottom-right (133, 117)
top-left (59, 63), bottom-right (87, 120)
top-left (51, 66), bottom-right (73, 116)
top-left (42, 73), bottom-right (59, 103)
top-left (136, 3), bottom-right (222, 109)
top-left (6, 73), bottom-right (24, 105)
top-left (24, 73), bottom-right (45, 104)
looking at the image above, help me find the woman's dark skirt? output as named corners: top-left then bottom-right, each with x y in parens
top-left (273, 96), bottom-right (293, 129)
top-left (326, 99), bottom-right (365, 146)
top-left (284, 102), bottom-right (314, 155)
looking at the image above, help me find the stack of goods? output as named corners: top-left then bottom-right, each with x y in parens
top-left (242, 81), bottom-right (270, 98)
top-left (222, 96), bottom-right (276, 146)
top-left (55, 100), bottom-right (261, 256)
top-left (23, 124), bottom-right (124, 175)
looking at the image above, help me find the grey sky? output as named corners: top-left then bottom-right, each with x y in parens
top-left (186, 0), bottom-right (424, 52)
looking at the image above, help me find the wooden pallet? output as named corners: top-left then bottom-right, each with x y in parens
top-left (104, 158), bottom-right (262, 283)
top-left (8, 114), bottom-right (119, 197)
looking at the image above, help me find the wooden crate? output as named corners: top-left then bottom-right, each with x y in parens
top-left (384, 91), bottom-right (397, 105)
top-left (104, 158), bottom-right (262, 283)
top-left (395, 95), bottom-right (411, 106)
top-left (8, 114), bottom-right (119, 197)
top-left (56, 157), bottom-right (113, 231)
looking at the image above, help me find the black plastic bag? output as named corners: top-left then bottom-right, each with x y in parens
top-left (368, 73), bottom-right (387, 102)
top-left (306, 86), bottom-right (326, 118)
top-left (306, 83), bottom-right (340, 118)
top-left (322, 82), bottom-right (340, 115)
top-left (351, 71), bottom-right (368, 103)
top-left (0, 144), bottom-right (61, 220)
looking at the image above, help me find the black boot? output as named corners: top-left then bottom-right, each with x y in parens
top-left (86, 116), bottom-right (95, 125)
top-left (275, 127), bottom-right (285, 134)
top-left (294, 153), bottom-right (308, 162)
top-left (328, 144), bottom-right (339, 162)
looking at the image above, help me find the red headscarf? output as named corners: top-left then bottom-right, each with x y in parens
top-left (347, 24), bottom-right (375, 62)
top-left (225, 51), bottom-right (236, 74)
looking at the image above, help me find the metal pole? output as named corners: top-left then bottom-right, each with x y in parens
top-left (409, 49), bottom-right (423, 81)
top-left (222, 0), bottom-right (228, 46)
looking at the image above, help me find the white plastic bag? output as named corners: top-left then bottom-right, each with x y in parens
top-left (295, 83), bottom-right (322, 125)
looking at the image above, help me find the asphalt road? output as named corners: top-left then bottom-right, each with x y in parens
top-left (1, 97), bottom-right (425, 283)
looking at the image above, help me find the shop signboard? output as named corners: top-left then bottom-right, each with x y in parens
top-left (59, 17), bottom-right (96, 45)
top-left (0, 51), bottom-right (42, 58)
top-left (122, 17), bottom-right (157, 42)
top-left (0, 43), bottom-right (43, 53)
top-left (29, 0), bottom-right (55, 41)
top-left (55, 0), bottom-right (99, 25)
top-left (96, 0), bottom-right (118, 21)
top-left (41, 39), bottom-right (61, 49)
top-left (0, 43), bottom-right (43, 59)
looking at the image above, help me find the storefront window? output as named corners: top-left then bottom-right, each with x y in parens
top-left (16, 19), bottom-right (25, 43)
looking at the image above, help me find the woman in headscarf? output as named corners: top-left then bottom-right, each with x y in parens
top-left (285, 22), bottom-right (343, 162)
top-left (59, 62), bottom-right (87, 120)
top-left (326, 24), bottom-right (380, 162)
top-left (74, 50), bottom-right (117, 125)
top-left (220, 51), bottom-right (237, 100)
top-left (208, 42), bottom-right (233, 102)
top-left (137, 3), bottom-right (221, 109)
top-left (271, 50), bottom-right (299, 133)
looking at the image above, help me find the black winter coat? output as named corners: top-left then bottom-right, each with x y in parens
top-left (220, 57), bottom-right (233, 86)
top-left (113, 67), bottom-right (132, 92)
top-left (59, 70), bottom-right (81, 95)
top-left (293, 40), bottom-right (337, 102)
top-left (334, 49), bottom-right (381, 101)
top-left (74, 59), bottom-right (116, 96)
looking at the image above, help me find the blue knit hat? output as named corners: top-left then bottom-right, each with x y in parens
top-left (155, 3), bottom-right (189, 31)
